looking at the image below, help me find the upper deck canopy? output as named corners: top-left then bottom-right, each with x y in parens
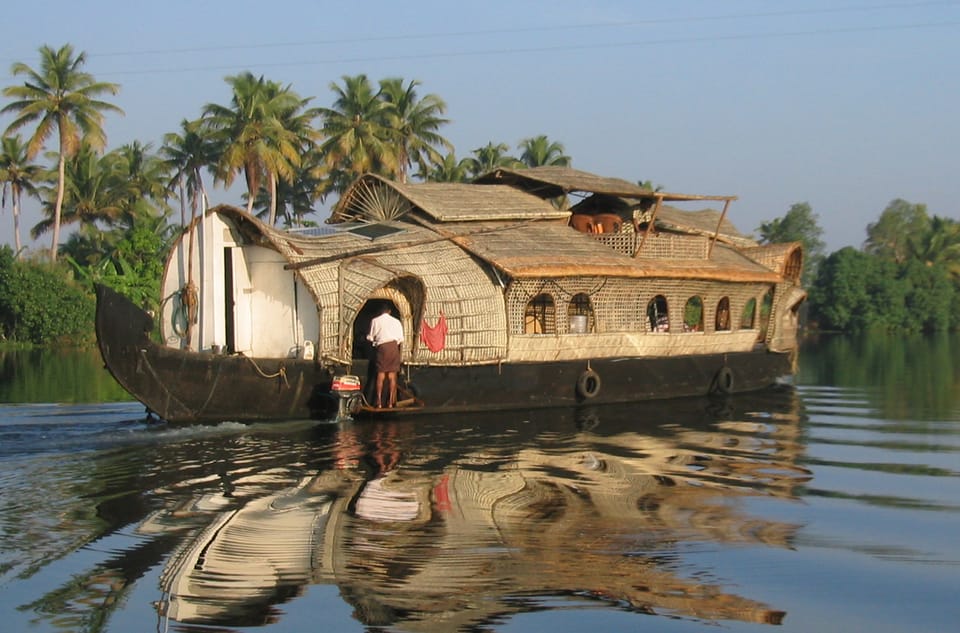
top-left (473, 166), bottom-right (737, 204)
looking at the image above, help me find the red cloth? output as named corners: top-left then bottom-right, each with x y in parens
top-left (420, 313), bottom-right (448, 353)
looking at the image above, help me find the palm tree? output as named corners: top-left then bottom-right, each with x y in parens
top-left (161, 119), bottom-right (215, 227)
top-left (0, 134), bottom-right (43, 257)
top-left (909, 215), bottom-right (960, 280)
top-left (464, 142), bottom-right (520, 179)
top-left (31, 144), bottom-right (123, 241)
top-left (113, 141), bottom-right (172, 225)
top-left (422, 151), bottom-right (473, 183)
top-left (378, 78), bottom-right (452, 183)
top-left (518, 135), bottom-right (571, 168)
top-left (864, 199), bottom-right (930, 264)
top-left (253, 146), bottom-right (326, 227)
top-left (2, 43), bottom-right (122, 261)
top-left (201, 72), bottom-right (308, 222)
top-left (318, 74), bottom-right (397, 194)
top-left (267, 91), bottom-right (320, 225)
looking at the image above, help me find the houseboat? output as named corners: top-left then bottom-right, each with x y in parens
top-left (95, 166), bottom-right (806, 422)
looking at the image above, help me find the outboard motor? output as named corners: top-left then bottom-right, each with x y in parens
top-left (331, 375), bottom-right (362, 418)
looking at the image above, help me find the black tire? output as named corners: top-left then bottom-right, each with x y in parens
top-left (576, 369), bottom-right (602, 399)
top-left (712, 366), bottom-right (735, 395)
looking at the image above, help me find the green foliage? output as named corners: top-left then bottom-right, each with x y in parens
top-left (810, 247), bottom-right (955, 333)
top-left (65, 221), bottom-right (170, 313)
top-left (809, 198), bottom-right (960, 333)
top-left (811, 248), bottom-right (874, 331)
top-left (0, 246), bottom-right (94, 344)
top-left (683, 296), bottom-right (703, 330)
top-left (901, 260), bottom-right (953, 332)
top-left (756, 202), bottom-right (825, 287)
top-left (864, 199), bottom-right (929, 263)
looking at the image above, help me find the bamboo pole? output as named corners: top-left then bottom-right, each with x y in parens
top-left (707, 198), bottom-right (733, 259)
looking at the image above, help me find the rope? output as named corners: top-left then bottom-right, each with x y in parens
top-left (241, 353), bottom-right (290, 388)
top-left (165, 282), bottom-right (198, 341)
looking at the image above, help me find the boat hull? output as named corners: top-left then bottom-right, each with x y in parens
top-left (96, 284), bottom-right (795, 423)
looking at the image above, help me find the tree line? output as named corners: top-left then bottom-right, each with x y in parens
top-left (0, 43), bottom-right (956, 344)
top-left (757, 200), bottom-right (960, 333)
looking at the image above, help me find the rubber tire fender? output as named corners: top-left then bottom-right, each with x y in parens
top-left (576, 368), bottom-right (602, 399)
top-left (713, 366), bottom-right (735, 395)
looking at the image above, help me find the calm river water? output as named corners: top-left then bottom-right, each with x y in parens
top-left (0, 334), bottom-right (958, 633)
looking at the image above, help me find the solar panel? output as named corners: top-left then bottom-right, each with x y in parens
top-left (287, 226), bottom-right (337, 237)
top-left (347, 224), bottom-right (406, 240)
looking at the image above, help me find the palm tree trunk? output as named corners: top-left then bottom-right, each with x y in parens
top-left (244, 166), bottom-right (257, 215)
top-left (268, 172), bottom-right (278, 225)
top-left (12, 189), bottom-right (22, 259)
top-left (178, 175), bottom-right (187, 227)
top-left (197, 171), bottom-right (209, 212)
top-left (51, 148), bottom-right (66, 262)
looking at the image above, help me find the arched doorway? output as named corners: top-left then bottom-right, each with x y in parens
top-left (346, 274), bottom-right (425, 365)
top-left (352, 299), bottom-right (400, 361)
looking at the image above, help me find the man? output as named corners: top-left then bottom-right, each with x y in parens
top-left (367, 304), bottom-right (404, 408)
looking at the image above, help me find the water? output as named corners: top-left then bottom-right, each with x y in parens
top-left (0, 336), bottom-right (958, 633)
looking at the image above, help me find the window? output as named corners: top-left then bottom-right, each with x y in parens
top-left (741, 297), bottom-right (757, 329)
top-left (683, 296), bottom-right (703, 332)
top-left (784, 248), bottom-right (803, 283)
top-left (524, 294), bottom-right (555, 334)
top-left (647, 295), bottom-right (670, 332)
top-left (758, 287), bottom-right (775, 340)
top-left (567, 293), bottom-right (595, 333)
top-left (715, 297), bottom-right (731, 331)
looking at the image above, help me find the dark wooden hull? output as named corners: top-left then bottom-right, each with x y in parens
top-left (96, 284), bottom-right (796, 423)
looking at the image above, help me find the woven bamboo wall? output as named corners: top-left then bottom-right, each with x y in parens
top-left (296, 239), bottom-right (508, 365)
top-left (636, 233), bottom-right (710, 259)
top-left (507, 330), bottom-right (760, 361)
top-left (591, 231), bottom-right (712, 259)
top-left (504, 276), bottom-right (775, 361)
top-left (507, 277), bottom-right (771, 334)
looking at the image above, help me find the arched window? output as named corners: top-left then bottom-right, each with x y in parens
top-left (647, 295), bottom-right (670, 332)
top-left (758, 286), bottom-right (776, 340)
top-left (567, 293), bottom-right (595, 333)
top-left (784, 248), bottom-right (803, 284)
top-left (524, 293), bottom-right (555, 334)
top-left (741, 297), bottom-right (757, 329)
top-left (683, 296), bottom-right (703, 332)
top-left (715, 297), bottom-right (731, 331)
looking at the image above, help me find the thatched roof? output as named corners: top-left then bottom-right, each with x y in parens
top-left (331, 174), bottom-right (568, 223)
top-left (445, 221), bottom-right (780, 282)
top-left (474, 166), bottom-right (738, 204)
top-left (742, 242), bottom-right (804, 281)
top-left (650, 206), bottom-right (756, 247)
top-left (211, 203), bottom-right (779, 290)
top-left (569, 197), bottom-right (755, 247)
top-left (474, 166), bottom-right (652, 198)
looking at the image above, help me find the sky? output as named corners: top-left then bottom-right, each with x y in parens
top-left (1, 0), bottom-right (958, 254)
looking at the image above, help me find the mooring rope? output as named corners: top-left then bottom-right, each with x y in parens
top-left (241, 353), bottom-right (290, 388)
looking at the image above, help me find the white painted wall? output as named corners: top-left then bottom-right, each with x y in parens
top-left (159, 212), bottom-right (320, 358)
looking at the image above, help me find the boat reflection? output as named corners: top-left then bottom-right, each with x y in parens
top-left (145, 390), bottom-right (810, 629)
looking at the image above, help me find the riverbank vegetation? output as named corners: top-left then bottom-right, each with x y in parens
top-left (0, 43), bottom-right (957, 345)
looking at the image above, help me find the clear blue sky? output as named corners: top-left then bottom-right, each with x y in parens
top-left (2, 0), bottom-right (958, 253)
